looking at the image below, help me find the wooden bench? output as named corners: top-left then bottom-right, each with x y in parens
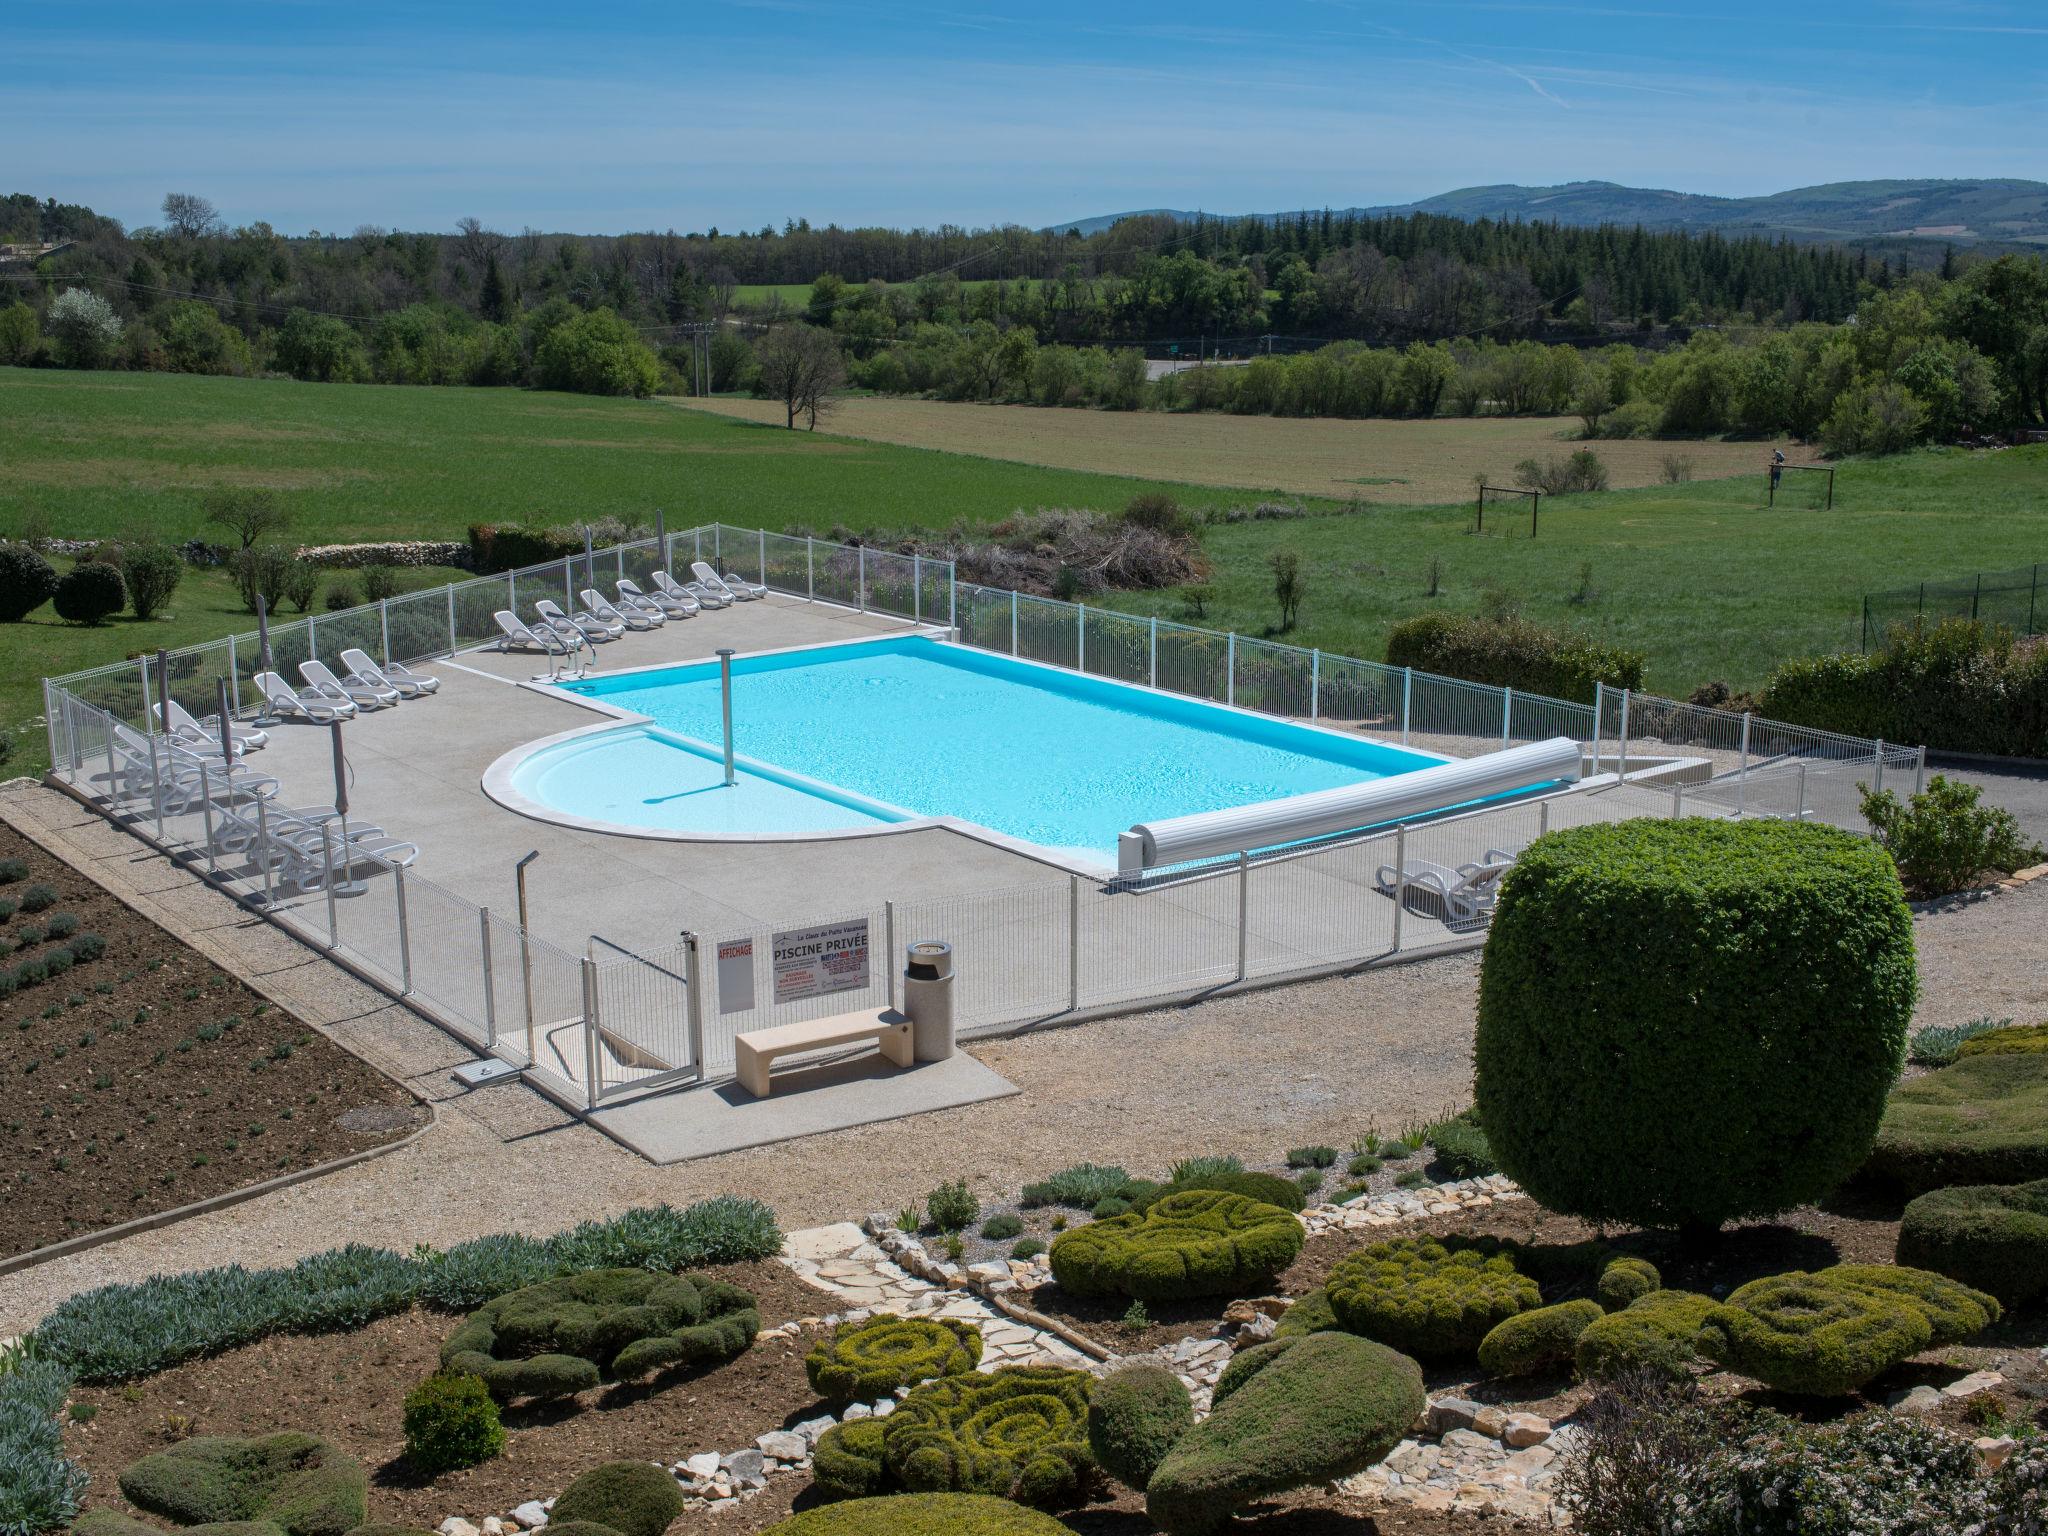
top-left (734, 1008), bottom-right (914, 1098)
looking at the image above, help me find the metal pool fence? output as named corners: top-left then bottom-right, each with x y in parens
top-left (40, 521), bottom-right (1925, 1120)
top-left (1861, 560), bottom-right (2047, 649)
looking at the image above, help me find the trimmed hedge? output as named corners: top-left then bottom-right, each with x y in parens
top-left (1049, 1189), bottom-right (1302, 1302)
top-left (1273, 1287), bottom-right (1337, 1339)
top-left (1596, 1257), bottom-right (1661, 1312)
top-left (1324, 1237), bottom-right (1540, 1359)
top-left (882, 1366), bottom-right (1095, 1505)
top-left (548, 1461), bottom-right (687, 1536)
top-left (805, 1315), bottom-right (980, 1402)
top-left (763, 1495), bottom-right (1074, 1535)
top-left (1136, 1169), bottom-right (1305, 1214)
top-left (1086, 1365), bottom-right (1193, 1491)
top-left (813, 1419), bottom-right (891, 1502)
top-left (441, 1269), bottom-right (758, 1402)
top-left (1574, 1289), bottom-right (1717, 1382)
top-left (1959, 1022), bottom-right (2048, 1057)
top-left (1825, 1264), bottom-right (2001, 1346)
top-left (1865, 1055), bottom-right (2048, 1195)
top-left (400, 1372), bottom-right (504, 1474)
top-left (465, 523), bottom-right (585, 574)
top-left (1146, 1332), bottom-right (1425, 1535)
top-left (1384, 610), bottom-right (1644, 704)
top-left (1476, 819), bottom-right (1916, 1232)
top-left (117, 1433), bottom-right (366, 1536)
top-left (1897, 1179), bottom-right (2048, 1305)
top-left (1478, 1299), bottom-right (1605, 1378)
top-left (0, 545), bottom-right (59, 624)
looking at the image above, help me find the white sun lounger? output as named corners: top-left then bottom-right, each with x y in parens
top-left (339, 647), bottom-right (440, 699)
top-left (536, 597), bottom-right (619, 643)
top-left (692, 561), bottom-right (763, 601)
top-left (656, 569), bottom-right (730, 610)
top-left (493, 610), bottom-right (571, 654)
top-left (580, 587), bottom-right (659, 632)
top-left (1375, 850), bottom-right (1517, 926)
top-left (254, 670), bottom-right (355, 723)
top-left (618, 577), bottom-right (694, 620)
top-left (302, 658), bottom-right (396, 711)
top-left (155, 698), bottom-right (266, 754)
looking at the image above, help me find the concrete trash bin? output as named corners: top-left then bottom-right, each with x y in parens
top-left (902, 940), bottom-right (955, 1062)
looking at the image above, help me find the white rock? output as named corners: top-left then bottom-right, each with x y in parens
top-left (1976, 1436), bottom-right (2019, 1471)
top-left (794, 1415), bottom-right (838, 1446)
top-left (843, 1402), bottom-right (873, 1421)
top-left (722, 1448), bottom-right (766, 1481)
top-left (684, 1452), bottom-right (722, 1480)
top-left (758, 1431), bottom-right (807, 1463)
top-left (1944, 1370), bottom-right (2005, 1399)
top-left (482, 1520), bottom-right (504, 1536)
top-left (439, 1521), bottom-right (480, 1536)
top-left (511, 1506), bottom-right (550, 1530)
top-left (1888, 1385), bottom-right (1945, 1415)
top-left (1503, 1412), bottom-right (1552, 1448)
top-left (871, 1398), bottom-right (896, 1418)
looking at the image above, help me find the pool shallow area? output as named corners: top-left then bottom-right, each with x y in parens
top-left (490, 636), bottom-right (1454, 864)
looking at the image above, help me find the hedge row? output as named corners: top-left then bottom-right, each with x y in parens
top-left (1757, 619), bottom-right (2048, 760)
top-left (1383, 611), bottom-right (1645, 705)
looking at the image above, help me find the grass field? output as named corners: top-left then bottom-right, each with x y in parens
top-left (4, 368), bottom-right (2044, 778)
top-left (676, 395), bottom-right (1825, 503)
top-left (729, 278), bottom-right (1004, 309)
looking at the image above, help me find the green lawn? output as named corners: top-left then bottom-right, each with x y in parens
top-left (730, 278), bottom-right (1007, 310)
top-left (4, 367), bottom-right (2043, 778)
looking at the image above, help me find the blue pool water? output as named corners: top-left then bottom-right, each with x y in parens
top-left (519, 636), bottom-right (1448, 862)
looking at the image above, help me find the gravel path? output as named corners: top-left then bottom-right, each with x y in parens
top-left (1, 778), bottom-right (2041, 1332)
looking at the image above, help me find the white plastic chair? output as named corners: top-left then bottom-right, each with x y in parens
top-left (493, 611), bottom-right (569, 654)
top-left (1375, 850), bottom-right (1516, 927)
top-left (692, 561), bottom-right (762, 601)
top-left (302, 658), bottom-right (396, 711)
top-left (656, 569), bottom-right (729, 609)
top-left (580, 587), bottom-right (659, 632)
top-left (253, 670), bottom-right (354, 722)
top-left (155, 698), bottom-right (266, 754)
top-left (618, 577), bottom-right (693, 620)
top-left (536, 598), bottom-right (619, 643)
top-left (339, 647), bottom-right (440, 698)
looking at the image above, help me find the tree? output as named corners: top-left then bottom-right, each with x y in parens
top-left (1573, 378), bottom-right (1613, 437)
top-left (272, 309), bottom-right (365, 382)
top-left (0, 301), bottom-right (37, 365)
top-left (1270, 550), bottom-right (1305, 631)
top-left (160, 192), bottom-right (221, 240)
top-left (159, 301), bottom-right (247, 375)
top-left (479, 253), bottom-right (513, 323)
top-left (117, 541), bottom-right (185, 621)
top-left (47, 288), bottom-right (123, 368)
top-left (202, 487), bottom-right (291, 551)
top-left (754, 323), bottom-right (845, 429)
top-left (533, 308), bottom-right (662, 397)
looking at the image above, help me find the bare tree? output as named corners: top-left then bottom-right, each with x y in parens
top-left (754, 324), bottom-right (845, 430)
top-left (453, 216), bottom-right (505, 272)
top-left (201, 487), bottom-right (290, 550)
top-left (160, 192), bottom-right (221, 240)
top-left (709, 264), bottom-right (738, 314)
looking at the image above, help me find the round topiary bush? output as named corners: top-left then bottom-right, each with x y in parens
top-left (1823, 1264), bottom-right (2000, 1346)
top-left (1273, 1286), bottom-right (1336, 1339)
top-left (1477, 1299), bottom-right (1605, 1378)
top-left (882, 1366), bottom-right (1095, 1505)
top-left (1145, 1332), bottom-right (1425, 1536)
top-left (1087, 1365), bottom-right (1194, 1490)
top-left (440, 1268), bottom-right (758, 1402)
top-left (813, 1419), bottom-right (891, 1501)
top-left (1596, 1257), bottom-right (1661, 1312)
top-left (1699, 1271), bottom-right (1933, 1396)
top-left (1866, 1056), bottom-right (2048, 1194)
top-left (1573, 1290), bottom-right (1717, 1382)
top-left (1475, 819), bottom-right (1916, 1233)
top-left (400, 1372), bottom-right (505, 1475)
top-left (1141, 1169), bottom-right (1305, 1214)
top-left (1324, 1237), bottom-right (1541, 1359)
top-left (115, 1433), bottom-right (367, 1536)
top-left (1048, 1188), bottom-right (1303, 1302)
top-left (1897, 1180), bottom-right (2048, 1305)
top-left (53, 561), bottom-right (128, 626)
top-left (548, 1461), bottom-right (687, 1536)
top-left (805, 1315), bottom-right (981, 1402)
top-left (763, 1494), bottom-right (1074, 1535)
top-left (0, 545), bottom-right (59, 623)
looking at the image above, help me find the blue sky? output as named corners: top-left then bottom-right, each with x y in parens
top-left (10, 1), bottom-right (2042, 234)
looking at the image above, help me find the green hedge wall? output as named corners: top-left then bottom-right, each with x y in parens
top-left (1475, 819), bottom-right (1916, 1232)
top-left (1383, 611), bottom-right (1645, 705)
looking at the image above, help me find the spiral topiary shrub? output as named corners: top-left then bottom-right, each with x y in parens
top-left (805, 1315), bottom-right (981, 1402)
top-left (764, 1494), bottom-right (1074, 1534)
top-left (1475, 820), bottom-right (1916, 1233)
top-left (1478, 1299), bottom-right (1605, 1378)
top-left (1048, 1189), bottom-right (1303, 1302)
top-left (547, 1461), bottom-right (687, 1536)
top-left (813, 1419), bottom-right (891, 1501)
top-left (1698, 1271), bottom-right (1937, 1396)
top-left (1822, 1264), bottom-right (2000, 1346)
top-left (115, 1433), bottom-right (367, 1536)
top-left (1596, 1257), bottom-right (1661, 1312)
top-left (1139, 1170), bottom-right (1305, 1214)
top-left (1087, 1365), bottom-right (1194, 1490)
top-left (1866, 1056), bottom-right (2048, 1194)
top-left (1146, 1332), bottom-right (1425, 1535)
top-left (1574, 1290), bottom-right (1717, 1382)
top-left (1324, 1237), bottom-right (1541, 1359)
top-left (1897, 1179), bottom-right (2048, 1305)
top-left (440, 1268), bottom-right (757, 1402)
top-left (400, 1372), bottom-right (504, 1475)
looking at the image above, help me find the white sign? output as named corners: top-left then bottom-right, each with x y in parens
top-left (716, 937), bottom-right (755, 1015)
top-left (771, 918), bottom-right (871, 1004)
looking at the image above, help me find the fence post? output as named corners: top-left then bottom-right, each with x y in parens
top-left (446, 584), bottom-right (458, 656)
top-left (1861, 596), bottom-right (1871, 652)
top-left (1078, 604), bottom-right (1087, 673)
top-left (323, 834), bottom-right (339, 949)
top-left (1311, 649), bottom-right (1320, 719)
top-left (1068, 874), bottom-right (1081, 1012)
top-left (198, 759), bottom-right (219, 876)
top-left (1388, 824), bottom-right (1407, 953)
top-left (394, 865), bottom-right (413, 994)
top-left (2031, 564), bottom-right (2040, 637)
top-left (254, 791), bottom-right (275, 904)
top-left (507, 571), bottom-right (516, 614)
top-left (1227, 633), bottom-right (1236, 706)
top-left (480, 908), bottom-right (497, 1049)
top-left (1150, 617), bottom-right (1158, 688)
top-left (1501, 686), bottom-right (1513, 750)
top-left (1616, 688), bottom-right (1632, 781)
top-left (758, 528), bottom-right (767, 586)
top-left (1590, 680), bottom-right (1605, 776)
top-left (379, 599), bottom-right (391, 666)
top-left (1737, 712), bottom-right (1753, 816)
top-left (1538, 800), bottom-right (1550, 838)
top-left (1671, 777), bottom-right (1685, 817)
top-left (913, 555), bottom-right (922, 625)
top-left (581, 956), bottom-right (601, 1109)
top-left (1236, 850), bottom-right (1249, 983)
top-left (1872, 738), bottom-right (1886, 795)
top-left (1795, 763), bottom-right (1808, 821)
top-left (1972, 573), bottom-right (1982, 621)
top-left (885, 900), bottom-right (898, 1011)
top-left (228, 635), bottom-right (241, 718)
top-left (1914, 744), bottom-right (1927, 796)
top-left (806, 537), bottom-right (815, 601)
top-left (1401, 668), bottom-right (1413, 746)
top-left (858, 547), bottom-right (867, 613)
top-left (948, 561), bottom-right (956, 630)
top-left (682, 932), bottom-right (706, 1078)
top-left (1011, 591), bottom-right (1019, 656)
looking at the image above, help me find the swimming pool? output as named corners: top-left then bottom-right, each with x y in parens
top-left (488, 636), bottom-right (1459, 865)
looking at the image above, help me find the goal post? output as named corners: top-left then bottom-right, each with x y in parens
top-left (1475, 485), bottom-right (1541, 538)
top-left (1767, 462), bottom-right (1835, 510)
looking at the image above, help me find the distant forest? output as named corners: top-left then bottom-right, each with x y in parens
top-left (3, 192), bottom-right (2044, 454)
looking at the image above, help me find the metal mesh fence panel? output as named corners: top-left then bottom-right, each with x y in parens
top-left (761, 532), bottom-right (813, 599)
top-left (860, 549), bottom-right (920, 622)
top-left (1863, 562), bottom-right (2046, 648)
top-left (813, 542), bottom-right (864, 609)
top-left (1079, 870), bottom-right (1240, 1008)
top-left (1231, 637), bottom-right (1315, 718)
top-left (452, 578), bottom-right (512, 652)
top-left (1152, 622), bottom-right (1229, 704)
top-left (1406, 672), bottom-right (1511, 759)
top-left (308, 605), bottom-right (385, 671)
top-left (1079, 609), bottom-right (1151, 688)
top-left (1312, 654), bottom-right (1401, 732)
top-left (1015, 596), bottom-right (1079, 670)
top-left (590, 941), bottom-right (698, 1095)
top-left (955, 583), bottom-right (1016, 656)
top-left (382, 588), bottom-right (452, 665)
top-left (392, 871), bottom-right (495, 1047)
top-left (892, 880), bottom-right (1073, 1032)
